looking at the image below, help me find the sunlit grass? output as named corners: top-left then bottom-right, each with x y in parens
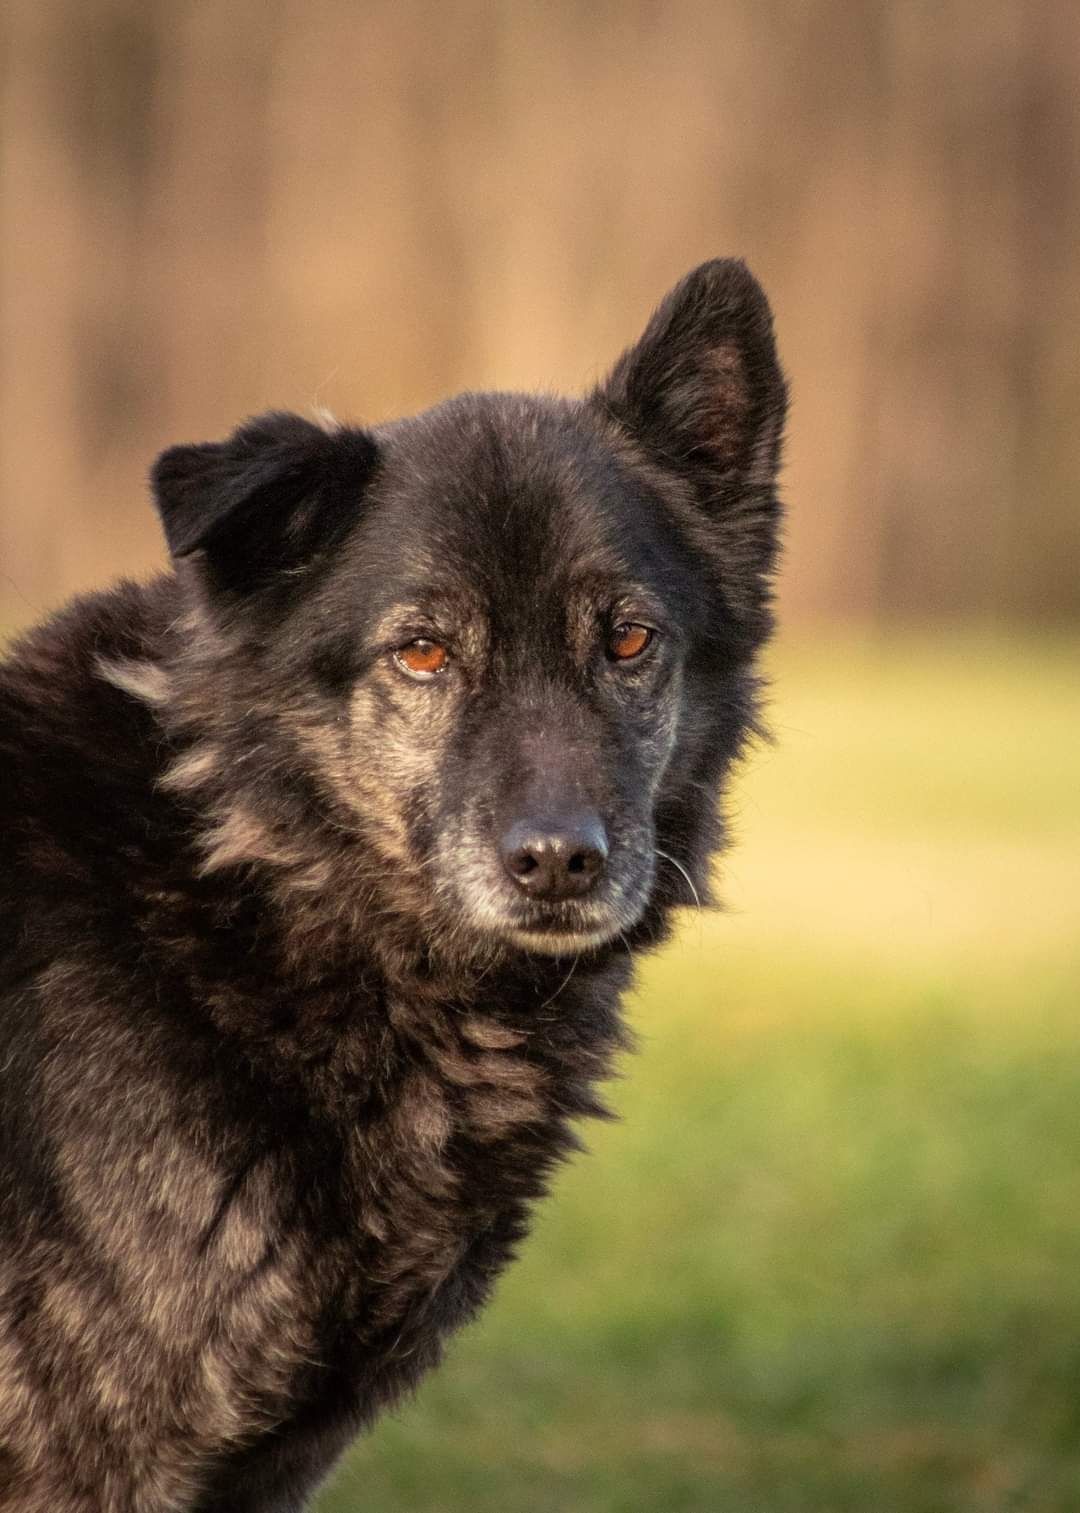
top-left (316, 629), bottom-right (1080, 1510)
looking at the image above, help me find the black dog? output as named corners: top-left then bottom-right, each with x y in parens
top-left (0, 260), bottom-right (786, 1511)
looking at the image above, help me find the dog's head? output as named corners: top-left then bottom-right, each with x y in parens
top-left (153, 261), bottom-right (786, 962)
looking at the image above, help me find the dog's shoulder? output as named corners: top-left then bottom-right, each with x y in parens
top-left (0, 576), bottom-right (180, 971)
top-left (0, 573), bottom-right (178, 756)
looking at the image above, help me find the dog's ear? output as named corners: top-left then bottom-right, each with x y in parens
top-left (151, 412), bottom-right (379, 600)
top-left (592, 260), bottom-right (787, 631)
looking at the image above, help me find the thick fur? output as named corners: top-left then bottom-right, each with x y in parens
top-left (0, 260), bottom-right (786, 1511)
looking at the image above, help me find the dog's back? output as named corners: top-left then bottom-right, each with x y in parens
top-left (0, 261), bottom-right (786, 1512)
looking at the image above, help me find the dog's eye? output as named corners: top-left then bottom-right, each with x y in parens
top-left (395, 639), bottom-right (449, 678)
top-left (608, 623), bottom-right (653, 661)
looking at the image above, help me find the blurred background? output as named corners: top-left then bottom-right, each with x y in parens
top-left (2, 2), bottom-right (1078, 1508)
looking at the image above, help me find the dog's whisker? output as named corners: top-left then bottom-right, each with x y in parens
top-left (536, 956), bottom-right (580, 1012)
top-left (654, 848), bottom-right (701, 910)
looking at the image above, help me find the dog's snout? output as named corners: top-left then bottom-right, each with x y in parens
top-left (500, 817), bottom-right (609, 901)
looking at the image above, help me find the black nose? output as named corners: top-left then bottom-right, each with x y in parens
top-left (500, 817), bottom-right (609, 901)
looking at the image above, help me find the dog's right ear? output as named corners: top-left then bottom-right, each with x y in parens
top-left (151, 411), bottom-right (379, 601)
top-left (591, 260), bottom-right (787, 635)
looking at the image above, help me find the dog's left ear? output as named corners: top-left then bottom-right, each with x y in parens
top-left (152, 411), bottom-right (379, 602)
top-left (592, 259), bottom-right (787, 631)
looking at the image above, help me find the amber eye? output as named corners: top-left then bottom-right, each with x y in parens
top-left (394, 639), bottom-right (449, 678)
top-left (608, 623), bottom-right (653, 661)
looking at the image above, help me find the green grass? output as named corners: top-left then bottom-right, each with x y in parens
top-left (315, 629), bottom-right (1080, 1513)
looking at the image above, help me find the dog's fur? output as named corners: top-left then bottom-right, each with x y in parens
top-left (0, 260), bottom-right (786, 1511)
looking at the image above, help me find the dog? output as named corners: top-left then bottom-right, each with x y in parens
top-left (0, 259), bottom-right (786, 1511)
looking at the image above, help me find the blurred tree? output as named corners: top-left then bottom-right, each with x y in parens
top-left (1, 0), bottom-right (1076, 627)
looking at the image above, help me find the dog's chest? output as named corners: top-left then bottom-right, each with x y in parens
top-left (336, 1001), bottom-right (552, 1307)
top-left (208, 1003), bottom-right (551, 1374)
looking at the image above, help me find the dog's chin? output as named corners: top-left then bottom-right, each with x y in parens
top-left (495, 895), bottom-right (649, 957)
top-left (502, 923), bottom-right (622, 957)
top-left (441, 865), bottom-right (652, 960)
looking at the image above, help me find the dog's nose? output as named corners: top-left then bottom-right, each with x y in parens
top-left (500, 817), bottom-right (609, 901)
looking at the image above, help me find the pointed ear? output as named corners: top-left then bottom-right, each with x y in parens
top-left (151, 411), bottom-right (379, 600)
top-left (592, 260), bottom-right (787, 631)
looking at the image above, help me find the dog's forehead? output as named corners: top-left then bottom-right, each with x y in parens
top-left (365, 393), bottom-right (659, 597)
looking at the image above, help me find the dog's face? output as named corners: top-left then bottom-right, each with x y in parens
top-left (330, 395), bottom-right (700, 956)
top-left (153, 261), bottom-right (786, 962)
